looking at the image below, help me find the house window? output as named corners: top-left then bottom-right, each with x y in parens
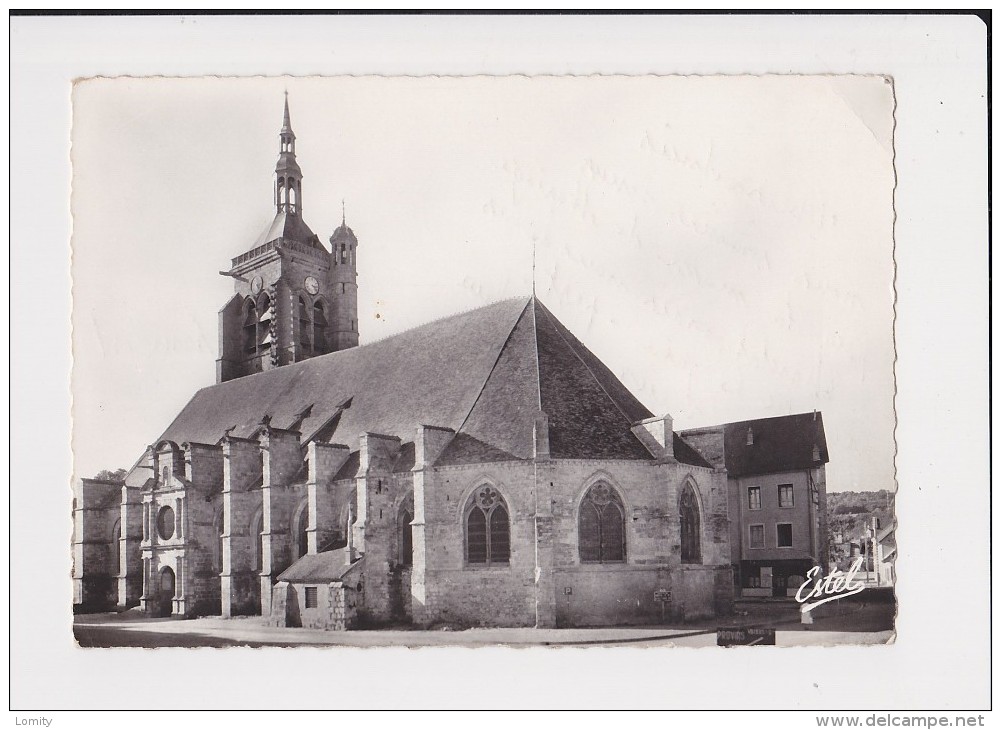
top-left (304, 586), bottom-right (318, 609)
top-left (465, 485), bottom-right (510, 566)
top-left (679, 484), bottom-right (702, 564)
top-left (778, 484), bottom-right (794, 508)
top-left (749, 524), bottom-right (765, 549)
top-left (578, 482), bottom-right (625, 563)
top-left (777, 523), bottom-right (793, 548)
top-left (747, 486), bottom-right (761, 510)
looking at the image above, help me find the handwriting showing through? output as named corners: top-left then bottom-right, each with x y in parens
top-left (796, 557), bottom-right (866, 614)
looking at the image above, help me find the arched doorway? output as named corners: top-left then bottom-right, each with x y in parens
top-left (158, 566), bottom-right (176, 617)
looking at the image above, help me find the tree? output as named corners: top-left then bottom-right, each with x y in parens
top-left (94, 468), bottom-right (128, 482)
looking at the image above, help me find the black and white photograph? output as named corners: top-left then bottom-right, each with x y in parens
top-left (10, 12), bottom-right (990, 716)
top-left (69, 75), bottom-right (897, 648)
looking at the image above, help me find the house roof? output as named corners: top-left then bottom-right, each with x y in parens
top-left (276, 548), bottom-right (359, 583)
top-left (137, 296), bottom-right (696, 481)
top-left (720, 411), bottom-right (829, 477)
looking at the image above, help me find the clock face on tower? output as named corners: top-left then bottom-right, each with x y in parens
top-left (304, 276), bottom-right (320, 295)
top-left (250, 275), bottom-right (263, 295)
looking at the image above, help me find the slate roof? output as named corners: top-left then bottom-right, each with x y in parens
top-left (720, 411), bottom-right (829, 477)
top-left (136, 296), bottom-right (704, 482)
top-left (276, 548), bottom-right (358, 583)
top-left (254, 211), bottom-right (323, 248)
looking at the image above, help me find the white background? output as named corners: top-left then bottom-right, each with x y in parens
top-left (9, 13), bottom-right (990, 714)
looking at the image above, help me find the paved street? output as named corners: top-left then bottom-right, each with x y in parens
top-left (74, 594), bottom-right (895, 648)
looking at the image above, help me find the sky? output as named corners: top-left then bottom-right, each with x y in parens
top-left (70, 75), bottom-right (896, 491)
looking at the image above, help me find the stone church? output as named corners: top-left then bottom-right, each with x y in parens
top-left (72, 98), bottom-right (740, 629)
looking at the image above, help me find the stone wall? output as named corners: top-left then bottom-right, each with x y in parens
top-left (118, 486), bottom-right (143, 608)
top-left (412, 455), bottom-right (733, 628)
top-left (72, 478), bottom-right (122, 610)
top-left (677, 427), bottom-right (726, 468)
top-left (414, 460), bottom-right (538, 627)
top-left (307, 442), bottom-right (351, 552)
top-left (221, 438), bottom-right (264, 616)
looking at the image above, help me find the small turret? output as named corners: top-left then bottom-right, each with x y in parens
top-left (328, 202), bottom-right (360, 351)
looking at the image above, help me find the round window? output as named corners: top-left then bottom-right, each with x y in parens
top-left (157, 506), bottom-right (176, 540)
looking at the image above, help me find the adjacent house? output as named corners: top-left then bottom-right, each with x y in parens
top-left (681, 412), bottom-right (829, 597)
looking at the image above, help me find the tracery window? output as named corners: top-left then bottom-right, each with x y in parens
top-left (578, 482), bottom-right (626, 563)
top-left (679, 484), bottom-right (702, 564)
top-left (465, 485), bottom-right (510, 566)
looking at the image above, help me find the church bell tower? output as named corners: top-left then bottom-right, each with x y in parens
top-left (215, 95), bottom-right (360, 383)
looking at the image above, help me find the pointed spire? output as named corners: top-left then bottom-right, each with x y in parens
top-left (282, 90), bottom-right (292, 132)
top-left (275, 93), bottom-right (301, 215)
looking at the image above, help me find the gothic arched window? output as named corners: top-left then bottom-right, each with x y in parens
top-left (398, 496), bottom-right (414, 567)
top-left (298, 296), bottom-right (311, 348)
top-left (244, 299), bottom-right (258, 354)
top-left (580, 484), bottom-right (624, 564)
top-left (213, 510), bottom-right (224, 574)
top-left (251, 510), bottom-right (263, 573)
top-left (465, 485), bottom-right (510, 566)
top-left (313, 301), bottom-right (327, 352)
top-left (578, 482), bottom-right (626, 563)
top-left (680, 484), bottom-right (702, 565)
top-left (110, 519), bottom-right (121, 576)
top-left (293, 503), bottom-right (309, 560)
top-left (258, 294), bottom-right (273, 349)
